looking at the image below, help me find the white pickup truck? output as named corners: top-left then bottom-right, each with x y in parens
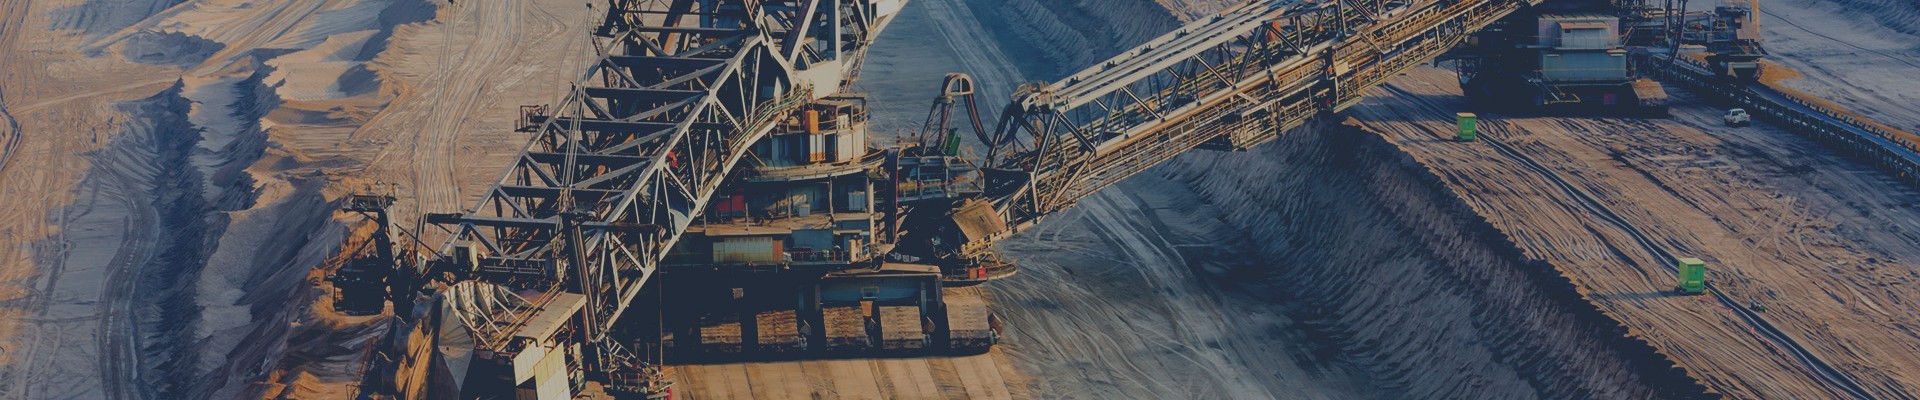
top-left (1724, 108), bottom-right (1752, 127)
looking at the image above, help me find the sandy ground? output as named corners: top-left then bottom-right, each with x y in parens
top-left (0, 0), bottom-right (600, 397)
top-left (1348, 66), bottom-right (1920, 398)
top-left (676, 353), bottom-right (1027, 400)
top-left (348, 0), bottom-right (601, 222)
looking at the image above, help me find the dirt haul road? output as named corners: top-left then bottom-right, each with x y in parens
top-left (1345, 66), bottom-right (1920, 398)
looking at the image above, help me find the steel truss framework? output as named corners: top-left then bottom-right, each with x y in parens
top-left (973, 0), bottom-right (1539, 250)
top-left (419, 0), bottom-right (900, 375)
top-left (393, 0), bottom-right (1548, 389)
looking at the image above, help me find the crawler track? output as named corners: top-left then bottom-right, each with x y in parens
top-left (95, 189), bottom-right (155, 400)
top-left (1381, 83), bottom-right (1879, 400)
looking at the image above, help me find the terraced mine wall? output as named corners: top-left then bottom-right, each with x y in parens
top-left (1157, 121), bottom-right (1713, 398)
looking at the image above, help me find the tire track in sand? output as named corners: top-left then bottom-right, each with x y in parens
top-left (0, 0), bottom-right (32, 185)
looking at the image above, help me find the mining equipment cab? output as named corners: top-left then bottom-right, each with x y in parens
top-left (1455, 12), bottom-right (1670, 115)
top-left (1693, 1), bottom-right (1766, 82)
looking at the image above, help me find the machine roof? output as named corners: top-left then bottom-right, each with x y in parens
top-left (515, 293), bottom-right (587, 342)
top-left (1558, 22), bottom-right (1609, 30)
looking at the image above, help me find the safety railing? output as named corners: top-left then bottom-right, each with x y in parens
top-left (1649, 54), bottom-right (1920, 186)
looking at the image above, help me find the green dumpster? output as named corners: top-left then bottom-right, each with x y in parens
top-left (1674, 257), bottom-right (1706, 295)
top-left (1456, 113), bottom-right (1477, 141)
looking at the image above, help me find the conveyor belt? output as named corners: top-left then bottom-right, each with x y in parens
top-left (931, 0), bottom-right (1540, 261)
top-left (1650, 54), bottom-right (1920, 187)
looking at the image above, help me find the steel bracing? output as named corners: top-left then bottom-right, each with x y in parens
top-left (390, 0), bottom-right (1558, 393)
top-left (357, 0), bottom-right (1920, 396)
top-left (965, 0), bottom-right (1539, 255)
top-left (418, 0), bottom-right (904, 376)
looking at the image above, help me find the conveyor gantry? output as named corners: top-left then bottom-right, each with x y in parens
top-left (380, 0), bottom-right (1544, 394)
top-left (918, 0), bottom-right (1541, 262)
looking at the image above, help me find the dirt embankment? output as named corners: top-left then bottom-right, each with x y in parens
top-left (1157, 121), bottom-right (1712, 398)
top-left (0, 0), bottom-right (441, 398)
top-left (960, 0), bottom-right (1183, 79)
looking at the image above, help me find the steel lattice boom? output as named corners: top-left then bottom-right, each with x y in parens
top-left (415, 0), bottom-right (905, 384)
top-left (908, 0), bottom-right (1540, 263)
